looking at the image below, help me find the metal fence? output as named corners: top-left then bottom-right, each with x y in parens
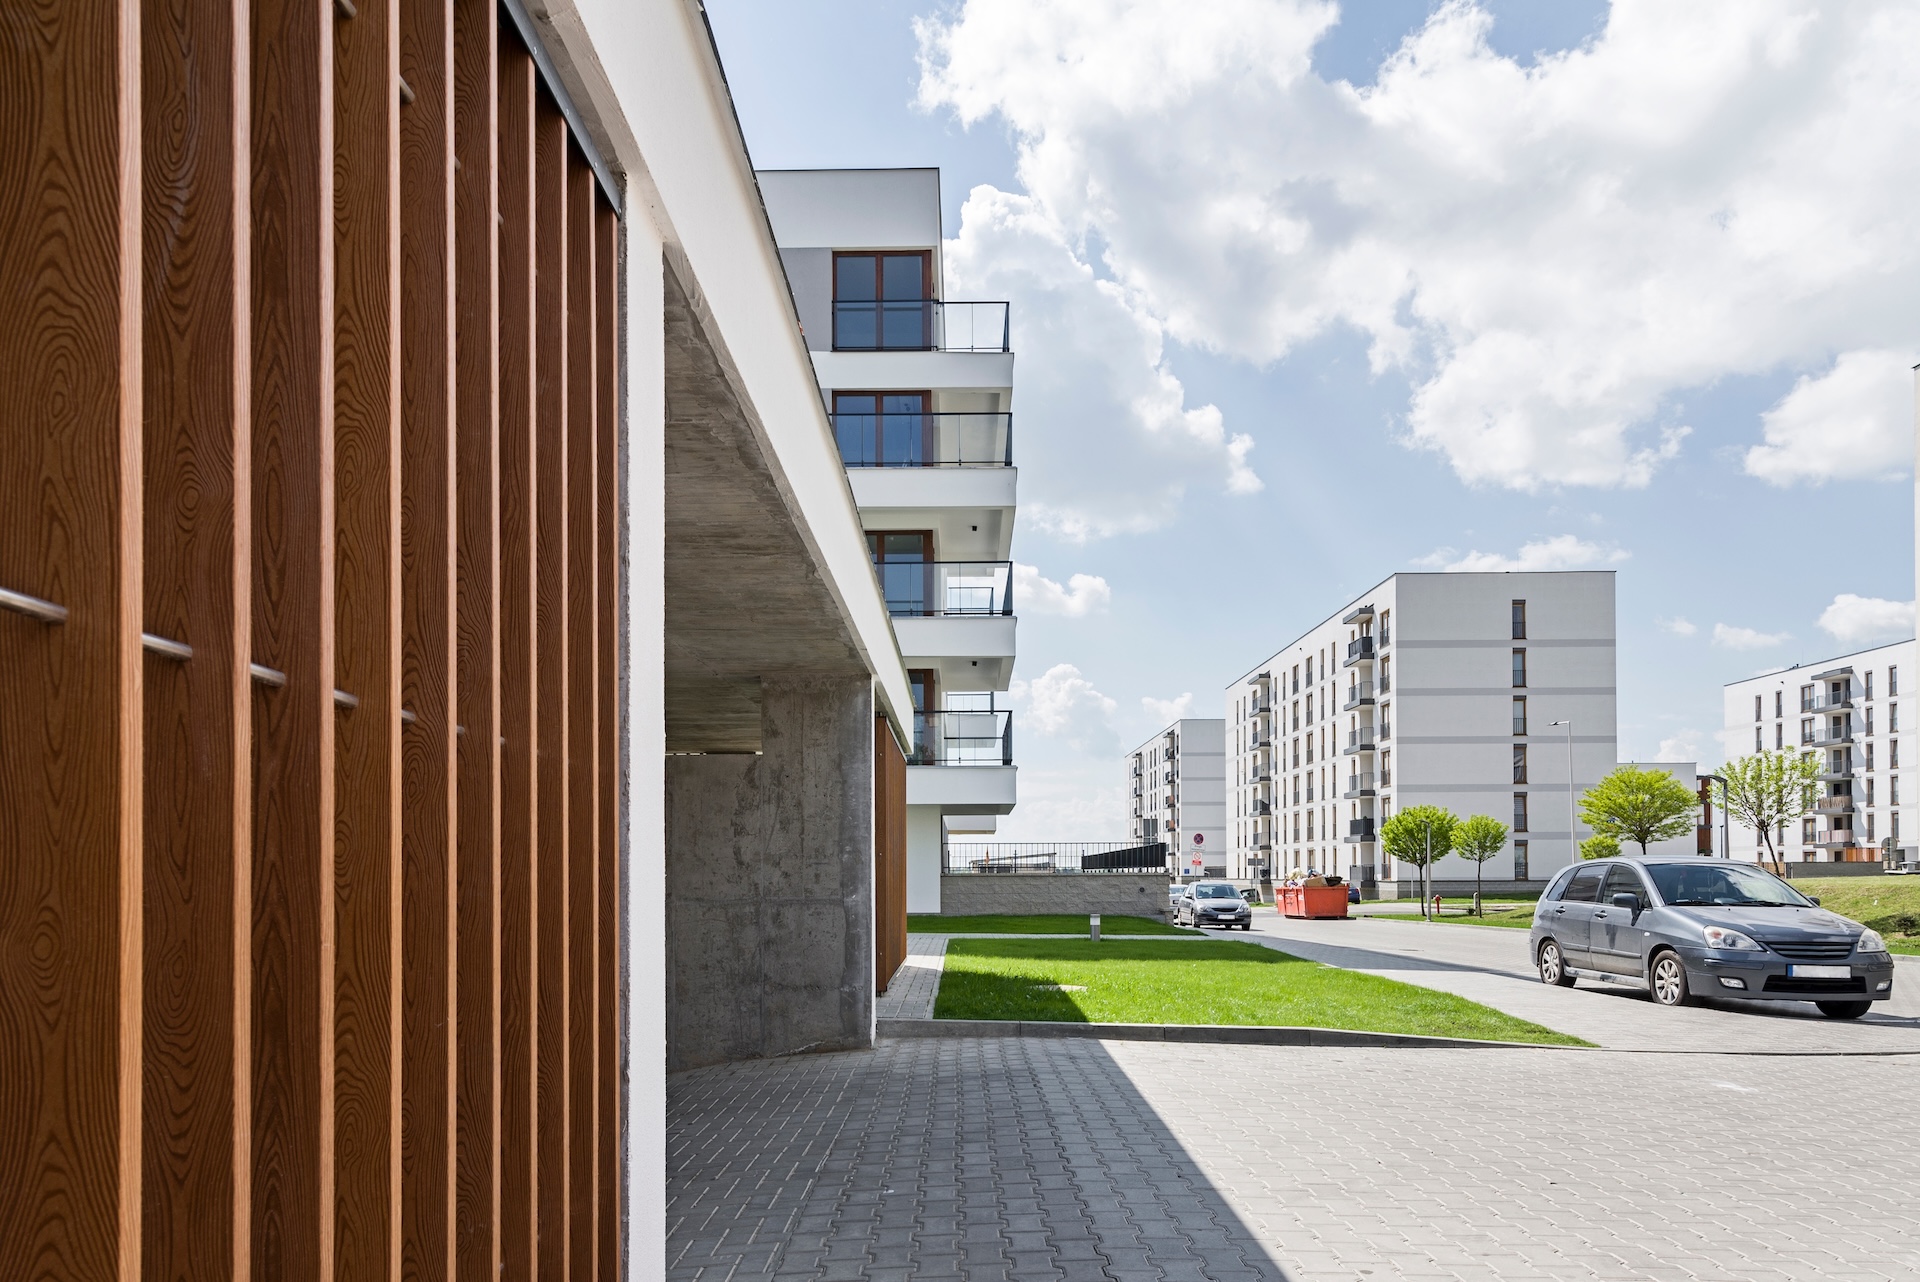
top-left (943, 841), bottom-right (1170, 874)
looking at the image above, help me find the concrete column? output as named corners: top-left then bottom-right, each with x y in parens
top-left (906, 806), bottom-right (944, 913)
top-left (665, 676), bottom-right (874, 1072)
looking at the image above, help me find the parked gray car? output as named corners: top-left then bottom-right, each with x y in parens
top-left (1177, 881), bottom-right (1252, 930)
top-left (1529, 856), bottom-right (1895, 1019)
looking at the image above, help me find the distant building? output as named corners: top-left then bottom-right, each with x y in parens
top-left (1720, 640), bottom-right (1915, 866)
top-left (1127, 720), bottom-right (1227, 878)
top-left (1617, 761), bottom-right (1707, 856)
top-left (1227, 572), bottom-right (1618, 897)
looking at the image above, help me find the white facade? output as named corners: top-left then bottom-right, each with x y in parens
top-left (1127, 720), bottom-right (1228, 878)
top-left (1721, 640), bottom-right (1915, 866)
top-left (758, 168), bottom-right (1020, 913)
top-left (1618, 762), bottom-right (1705, 856)
top-left (1226, 572), bottom-right (1618, 894)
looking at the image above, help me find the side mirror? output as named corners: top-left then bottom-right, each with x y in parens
top-left (1610, 892), bottom-right (1641, 914)
top-left (1809, 896), bottom-right (1821, 906)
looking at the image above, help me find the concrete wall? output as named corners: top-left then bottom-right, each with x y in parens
top-left (665, 679), bottom-right (875, 1072)
top-left (938, 874), bottom-right (1169, 919)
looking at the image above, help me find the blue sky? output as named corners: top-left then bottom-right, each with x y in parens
top-left (706, 0), bottom-right (1919, 838)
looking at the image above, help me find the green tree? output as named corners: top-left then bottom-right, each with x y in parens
top-left (1452, 814), bottom-right (1510, 915)
top-left (1380, 805), bottom-right (1458, 920)
top-left (1580, 834), bottom-right (1621, 861)
top-left (1719, 750), bottom-right (1822, 876)
top-left (1577, 765), bottom-right (1700, 856)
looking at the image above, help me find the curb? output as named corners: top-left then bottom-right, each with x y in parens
top-left (876, 1017), bottom-right (1579, 1050)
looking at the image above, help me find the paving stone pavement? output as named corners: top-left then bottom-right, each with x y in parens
top-left (668, 1037), bottom-right (1920, 1282)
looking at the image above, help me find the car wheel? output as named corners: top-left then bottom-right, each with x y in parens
top-left (1816, 1000), bottom-right (1872, 1020)
top-left (1538, 940), bottom-right (1575, 987)
top-left (1649, 950), bottom-right (1690, 1007)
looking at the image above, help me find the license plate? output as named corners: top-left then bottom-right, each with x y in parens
top-left (1788, 964), bottom-right (1850, 979)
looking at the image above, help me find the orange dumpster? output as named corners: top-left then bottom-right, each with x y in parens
top-left (1280, 884), bottom-right (1349, 919)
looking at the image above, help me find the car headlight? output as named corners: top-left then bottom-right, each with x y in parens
top-left (1702, 925), bottom-right (1762, 951)
top-left (1856, 928), bottom-right (1889, 954)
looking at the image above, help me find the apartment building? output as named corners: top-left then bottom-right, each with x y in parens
top-left (1227, 572), bottom-right (1618, 896)
top-left (759, 169), bottom-right (1019, 913)
top-left (1721, 639), bottom-right (1916, 865)
top-left (1127, 720), bottom-right (1228, 878)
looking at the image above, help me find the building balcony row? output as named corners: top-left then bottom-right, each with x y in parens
top-left (833, 410), bottom-right (1012, 468)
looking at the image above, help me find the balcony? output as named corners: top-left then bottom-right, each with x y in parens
top-left (1344, 819), bottom-right (1377, 843)
top-left (832, 411), bottom-right (1012, 468)
top-left (1802, 692), bottom-right (1854, 713)
top-left (875, 560), bottom-right (1013, 617)
top-left (832, 299), bottom-right (1010, 353)
top-left (1251, 801), bottom-right (1271, 817)
top-left (1342, 730), bottom-right (1378, 756)
top-left (1342, 682), bottom-right (1375, 711)
top-left (1377, 722), bottom-right (1392, 742)
top-left (1248, 670), bottom-right (1272, 687)
top-left (1811, 830), bottom-right (1857, 849)
top-left (1815, 796), bottom-right (1856, 814)
top-left (1342, 636), bottom-right (1376, 667)
top-left (1343, 772), bottom-right (1376, 799)
top-left (1808, 725), bottom-right (1855, 748)
top-left (909, 705), bottom-right (1013, 767)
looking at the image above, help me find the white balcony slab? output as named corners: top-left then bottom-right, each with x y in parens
top-left (811, 349), bottom-right (1014, 394)
top-left (894, 615), bottom-right (1015, 692)
top-left (848, 465), bottom-right (1015, 514)
top-left (906, 764), bottom-right (1017, 813)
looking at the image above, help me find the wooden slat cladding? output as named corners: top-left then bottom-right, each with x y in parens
top-left (874, 722), bottom-right (908, 993)
top-left (0, 5), bottom-right (623, 1282)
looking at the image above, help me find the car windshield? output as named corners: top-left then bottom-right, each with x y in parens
top-left (1646, 863), bottom-right (1813, 908)
top-left (1196, 885), bottom-right (1239, 898)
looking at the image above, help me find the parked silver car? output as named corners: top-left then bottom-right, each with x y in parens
top-left (1529, 857), bottom-right (1895, 1019)
top-left (1177, 881), bottom-right (1252, 930)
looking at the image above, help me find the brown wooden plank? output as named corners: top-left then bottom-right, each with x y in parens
top-left (531, 86), bottom-right (570, 1282)
top-left (563, 141), bottom-right (597, 1282)
top-left (397, 0), bottom-right (458, 1278)
top-left (0, 2), bottom-right (144, 1279)
top-left (450, 2), bottom-right (500, 1280)
top-left (248, 0), bottom-right (336, 1277)
top-left (332, 0), bottom-right (403, 1275)
top-left (592, 196), bottom-right (619, 1282)
top-left (494, 38), bottom-right (539, 1282)
top-left (139, 0), bottom-right (251, 1274)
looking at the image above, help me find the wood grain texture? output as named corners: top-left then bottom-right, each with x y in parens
top-left (139, 0), bottom-right (250, 1275)
top-left (332, 0), bottom-right (402, 1276)
top-left (0, 2), bottom-right (144, 1279)
top-left (493, 43), bottom-right (539, 1282)
top-left (530, 88), bottom-right (569, 1282)
top-left (592, 197), bottom-right (619, 1282)
top-left (563, 143), bottom-right (598, 1282)
top-left (248, 0), bottom-right (336, 1278)
top-left (450, 2), bottom-right (500, 1280)
top-left (397, 0), bottom-right (458, 1279)
top-left (874, 722), bottom-right (907, 994)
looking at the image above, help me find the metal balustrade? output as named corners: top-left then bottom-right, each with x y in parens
top-left (831, 298), bottom-right (1011, 352)
top-left (910, 707), bottom-right (1014, 767)
top-left (943, 840), bottom-right (1168, 874)
top-left (875, 560), bottom-right (1014, 617)
top-left (831, 410), bottom-right (1013, 467)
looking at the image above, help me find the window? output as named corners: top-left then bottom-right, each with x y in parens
top-left (1893, 776), bottom-right (1901, 806)
top-left (1894, 703), bottom-right (1901, 733)
top-left (1894, 740), bottom-right (1902, 770)
top-left (832, 390), bottom-right (931, 466)
top-left (1867, 743), bottom-right (1876, 771)
top-left (1378, 609), bottom-right (1390, 646)
top-left (1803, 816), bottom-right (1816, 843)
top-left (1306, 812), bottom-right (1314, 841)
top-left (1305, 693), bottom-right (1313, 723)
top-left (1512, 744), bottom-right (1528, 784)
top-left (1291, 700), bottom-right (1300, 731)
top-left (1561, 866), bottom-right (1602, 903)
top-left (1512, 696), bottom-right (1527, 735)
top-left (1800, 684), bottom-right (1813, 712)
top-left (1292, 738), bottom-right (1300, 768)
top-left (1867, 671), bottom-right (1876, 700)
top-left (1512, 599), bottom-right (1527, 640)
top-left (1755, 727), bottom-right (1763, 752)
top-left (1868, 813), bottom-right (1877, 843)
top-left (1602, 865), bottom-right (1649, 904)
top-left (1775, 691), bottom-right (1783, 719)
top-left (831, 251), bottom-right (932, 350)
top-left (1512, 649), bottom-right (1527, 688)
top-left (1754, 695), bottom-right (1763, 722)
top-left (1775, 723), bottom-right (1783, 750)
top-left (1868, 778), bottom-right (1877, 806)
top-left (1800, 718), bottom-right (1813, 746)
top-left (1293, 815), bottom-right (1300, 841)
top-left (1381, 750), bottom-right (1392, 787)
top-left (1866, 707), bottom-right (1875, 736)
top-left (1894, 812), bottom-right (1901, 843)
top-left (1305, 657), bottom-right (1314, 685)
top-left (1512, 840), bottom-right (1528, 881)
top-left (867, 530), bottom-right (933, 616)
top-left (1306, 774), bottom-right (1314, 802)
top-left (1893, 666), bottom-right (1901, 696)
top-left (1513, 792), bottom-right (1529, 832)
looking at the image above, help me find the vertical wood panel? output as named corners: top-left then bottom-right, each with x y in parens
top-left (139, 0), bottom-right (250, 1275)
top-left (591, 198), bottom-right (619, 1282)
top-left (332, 0), bottom-right (403, 1276)
top-left (494, 44), bottom-right (540, 1282)
top-left (249, 0), bottom-right (335, 1277)
top-left (874, 723), bottom-right (906, 993)
top-left (0, 3), bottom-right (145, 1280)
top-left (451, 3), bottom-right (501, 1281)
top-left (530, 88), bottom-right (570, 1282)
top-left (563, 143), bottom-right (598, 1282)
top-left (397, 1), bottom-right (458, 1280)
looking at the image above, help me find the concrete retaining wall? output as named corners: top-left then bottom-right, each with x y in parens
top-left (937, 873), bottom-right (1168, 919)
top-left (1782, 862), bottom-right (1888, 879)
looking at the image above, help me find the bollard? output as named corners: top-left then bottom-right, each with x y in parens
top-left (1089, 913), bottom-right (1101, 942)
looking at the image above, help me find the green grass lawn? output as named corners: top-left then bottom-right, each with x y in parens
top-left (908, 912), bottom-right (1197, 936)
top-left (933, 937), bottom-right (1590, 1045)
top-left (1368, 908), bottom-right (1537, 929)
top-left (1790, 877), bottom-right (1920, 952)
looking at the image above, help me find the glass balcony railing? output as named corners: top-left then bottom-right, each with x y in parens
top-left (1344, 772), bottom-right (1376, 797)
top-left (874, 560), bottom-right (1013, 618)
top-left (831, 411), bottom-right (1012, 468)
top-left (909, 705), bottom-right (1013, 767)
top-left (1343, 636), bottom-right (1376, 666)
top-left (1342, 682), bottom-right (1375, 711)
top-left (831, 299), bottom-right (1011, 353)
top-left (1809, 725), bottom-right (1855, 748)
top-left (1345, 819), bottom-right (1377, 842)
top-left (1343, 730), bottom-right (1378, 754)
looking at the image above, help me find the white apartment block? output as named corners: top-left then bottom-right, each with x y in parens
top-left (759, 168), bottom-right (1019, 913)
top-left (1127, 720), bottom-right (1228, 878)
top-left (1227, 572), bottom-right (1618, 896)
top-left (1721, 639), bottom-right (1916, 866)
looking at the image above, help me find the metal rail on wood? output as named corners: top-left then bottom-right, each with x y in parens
top-left (0, 6), bottom-right (624, 1281)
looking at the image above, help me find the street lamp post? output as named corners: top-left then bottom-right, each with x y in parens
top-left (1550, 719), bottom-right (1575, 863)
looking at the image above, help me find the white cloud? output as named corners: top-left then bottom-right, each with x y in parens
top-left (1817, 593), bottom-right (1914, 645)
top-left (1746, 350), bottom-right (1913, 485)
top-left (943, 187), bottom-right (1257, 544)
top-left (1417, 534), bottom-right (1628, 573)
top-left (919, 1), bottom-right (1920, 491)
top-left (988, 768), bottom-right (1129, 841)
top-left (1713, 623), bottom-right (1790, 650)
top-left (1012, 663), bottom-right (1120, 751)
top-left (1655, 731), bottom-right (1701, 762)
top-left (1013, 562), bottom-right (1112, 616)
top-left (1657, 616), bottom-right (1698, 637)
top-left (1140, 692), bottom-right (1194, 725)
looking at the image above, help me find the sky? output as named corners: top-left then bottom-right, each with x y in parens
top-left (704, 0), bottom-right (1920, 840)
